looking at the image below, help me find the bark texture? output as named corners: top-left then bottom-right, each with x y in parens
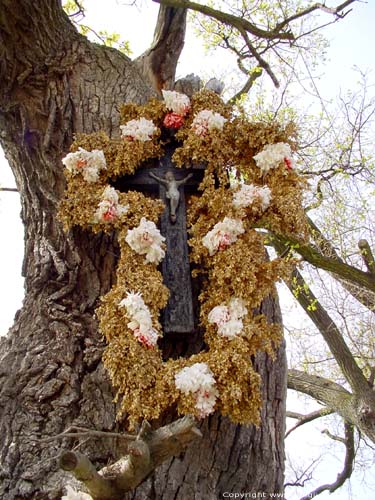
top-left (0, 2), bottom-right (286, 498)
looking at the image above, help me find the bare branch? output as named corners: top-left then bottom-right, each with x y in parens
top-left (288, 369), bottom-right (375, 444)
top-left (237, 27), bottom-right (280, 87)
top-left (61, 416), bottom-right (202, 498)
top-left (60, 451), bottom-right (121, 499)
top-left (286, 408), bottom-right (335, 438)
top-left (0, 187), bottom-right (18, 192)
top-left (300, 422), bottom-right (355, 500)
top-left (322, 428), bottom-right (346, 443)
top-left (281, 263), bottom-right (370, 396)
top-left (276, 0), bottom-right (356, 33)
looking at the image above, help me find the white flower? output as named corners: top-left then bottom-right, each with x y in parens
top-left (62, 147), bottom-right (106, 183)
top-left (191, 109), bottom-right (227, 136)
top-left (208, 297), bottom-right (248, 338)
top-left (253, 142), bottom-right (292, 174)
top-left (94, 186), bottom-right (129, 223)
top-left (61, 486), bottom-right (93, 500)
top-left (162, 90), bottom-right (191, 116)
top-left (120, 117), bottom-right (157, 142)
top-left (119, 292), bottom-right (159, 348)
top-left (232, 184), bottom-right (272, 211)
top-left (125, 218), bottom-right (165, 264)
top-left (202, 217), bottom-right (244, 256)
top-left (175, 363), bottom-right (218, 417)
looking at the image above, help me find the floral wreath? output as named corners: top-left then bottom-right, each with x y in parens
top-left (59, 89), bottom-right (308, 429)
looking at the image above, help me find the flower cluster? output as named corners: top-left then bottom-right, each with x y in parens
top-left (202, 217), bottom-right (244, 256)
top-left (125, 217), bottom-right (165, 264)
top-left (62, 147), bottom-right (106, 183)
top-left (175, 363), bottom-right (218, 418)
top-left (191, 109), bottom-right (227, 136)
top-left (232, 183), bottom-right (272, 211)
top-left (119, 292), bottom-right (159, 348)
top-left (94, 186), bottom-right (129, 223)
top-left (120, 117), bottom-right (157, 142)
top-left (253, 142), bottom-right (293, 174)
top-left (208, 297), bottom-right (248, 338)
top-left (162, 90), bottom-right (191, 129)
top-left (162, 90), bottom-right (190, 115)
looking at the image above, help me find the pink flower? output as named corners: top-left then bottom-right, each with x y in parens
top-left (102, 204), bottom-right (117, 222)
top-left (217, 231), bottom-right (232, 251)
top-left (284, 157), bottom-right (293, 170)
top-left (163, 112), bottom-right (185, 129)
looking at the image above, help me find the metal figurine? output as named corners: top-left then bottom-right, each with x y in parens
top-left (149, 170), bottom-right (193, 223)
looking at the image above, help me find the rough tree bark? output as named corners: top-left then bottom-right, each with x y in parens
top-left (0, 2), bottom-right (287, 498)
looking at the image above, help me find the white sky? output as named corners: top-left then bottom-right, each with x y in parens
top-left (1, 1), bottom-right (375, 498)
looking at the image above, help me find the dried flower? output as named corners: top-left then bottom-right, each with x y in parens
top-left (175, 363), bottom-right (218, 418)
top-left (119, 292), bottom-right (159, 348)
top-left (163, 112), bottom-right (185, 129)
top-left (253, 142), bottom-right (292, 174)
top-left (208, 297), bottom-right (248, 338)
top-left (191, 109), bottom-right (227, 136)
top-left (62, 147), bottom-right (106, 183)
top-left (202, 217), bottom-right (244, 255)
top-left (120, 118), bottom-right (157, 142)
top-left (125, 217), bottom-right (165, 264)
top-left (162, 90), bottom-right (191, 116)
top-left (232, 183), bottom-right (272, 211)
top-left (94, 186), bottom-right (129, 223)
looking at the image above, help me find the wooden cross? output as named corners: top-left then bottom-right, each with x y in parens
top-left (113, 143), bottom-right (204, 335)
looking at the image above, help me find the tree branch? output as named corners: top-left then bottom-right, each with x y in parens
top-left (300, 422), bottom-right (355, 500)
top-left (136, 4), bottom-right (187, 92)
top-left (358, 239), bottom-right (375, 275)
top-left (61, 416), bottom-right (202, 498)
top-left (276, 0), bottom-right (356, 33)
top-left (0, 187), bottom-right (18, 192)
top-left (60, 451), bottom-right (121, 499)
top-left (153, 0), bottom-right (294, 41)
top-left (269, 231), bottom-right (375, 294)
top-left (286, 408), bottom-right (335, 438)
top-left (288, 369), bottom-right (375, 443)
top-left (281, 262), bottom-right (371, 396)
top-left (307, 217), bottom-right (375, 310)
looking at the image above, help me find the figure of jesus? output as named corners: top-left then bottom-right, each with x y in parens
top-left (149, 170), bottom-right (193, 223)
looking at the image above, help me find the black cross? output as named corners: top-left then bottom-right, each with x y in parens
top-left (113, 144), bottom-right (204, 335)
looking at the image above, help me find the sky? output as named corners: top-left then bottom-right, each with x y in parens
top-left (1, 1), bottom-right (375, 499)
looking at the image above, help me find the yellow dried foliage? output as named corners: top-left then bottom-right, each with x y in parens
top-left (58, 90), bottom-right (307, 429)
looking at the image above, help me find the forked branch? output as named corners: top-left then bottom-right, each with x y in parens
top-left (60, 416), bottom-right (202, 498)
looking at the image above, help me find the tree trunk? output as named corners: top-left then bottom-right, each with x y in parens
top-left (0, 2), bottom-right (286, 498)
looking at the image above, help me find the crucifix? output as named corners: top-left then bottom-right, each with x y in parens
top-left (113, 142), bottom-right (204, 335)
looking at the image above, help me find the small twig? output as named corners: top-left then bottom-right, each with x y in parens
top-left (38, 425), bottom-right (136, 443)
top-left (0, 187), bottom-right (18, 192)
top-left (322, 428), bottom-right (346, 444)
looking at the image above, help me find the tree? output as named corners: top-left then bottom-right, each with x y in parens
top-left (0, 1), bottom-right (360, 499)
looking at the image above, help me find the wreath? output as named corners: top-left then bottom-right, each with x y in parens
top-left (59, 90), bottom-right (308, 429)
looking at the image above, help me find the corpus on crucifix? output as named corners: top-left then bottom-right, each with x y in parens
top-left (114, 142), bottom-right (204, 335)
top-left (149, 170), bottom-right (193, 223)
